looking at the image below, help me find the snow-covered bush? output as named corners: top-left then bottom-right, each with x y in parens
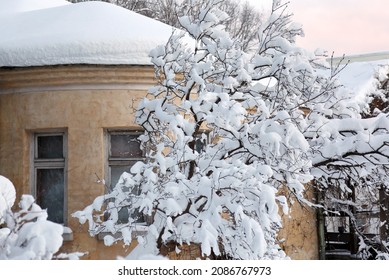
top-left (0, 175), bottom-right (64, 260)
top-left (74, 0), bottom-right (389, 260)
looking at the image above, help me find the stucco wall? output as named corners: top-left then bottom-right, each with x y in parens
top-left (0, 65), bottom-right (152, 259)
top-left (0, 64), bottom-right (318, 259)
top-left (278, 186), bottom-right (319, 260)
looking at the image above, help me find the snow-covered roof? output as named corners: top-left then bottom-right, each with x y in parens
top-left (331, 51), bottom-right (389, 65)
top-left (336, 59), bottom-right (389, 103)
top-left (0, 0), bottom-right (175, 67)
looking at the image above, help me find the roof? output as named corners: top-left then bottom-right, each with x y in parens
top-left (331, 51), bottom-right (389, 65)
top-left (336, 58), bottom-right (389, 104)
top-left (0, 0), bottom-right (175, 67)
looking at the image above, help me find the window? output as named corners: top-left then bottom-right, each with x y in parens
top-left (33, 132), bottom-right (66, 224)
top-left (107, 130), bottom-right (145, 223)
top-left (107, 130), bottom-right (144, 190)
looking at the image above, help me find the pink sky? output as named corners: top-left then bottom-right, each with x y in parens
top-left (250, 0), bottom-right (389, 56)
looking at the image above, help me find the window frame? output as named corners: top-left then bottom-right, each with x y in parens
top-left (31, 131), bottom-right (68, 225)
top-left (106, 129), bottom-right (145, 191)
top-left (104, 129), bottom-right (149, 225)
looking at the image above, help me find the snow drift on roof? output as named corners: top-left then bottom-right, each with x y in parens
top-left (0, 0), bottom-right (70, 15)
top-left (336, 59), bottom-right (389, 104)
top-left (0, 0), bottom-right (176, 67)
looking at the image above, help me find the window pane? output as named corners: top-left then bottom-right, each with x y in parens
top-left (195, 138), bottom-right (206, 153)
top-left (110, 164), bottom-right (137, 189)
top-left (36, 168), bottom-right (64, 224)
top-left (110, 164), bottom-right (144, 223)
top-left (37, 135), bottom-right (63, 159)
top-left (110, 134), bottom-right (142, 158)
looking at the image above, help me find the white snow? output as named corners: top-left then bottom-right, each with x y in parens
top-left (336, 59), bottom-right (389, 104)
top-left (124, 235), bottom-right (168, 260)
top-left (15, 219), bottom-right (64, 259)
top-left (0, 175), bottom-right (66, 260)
top-left (0, 175), bottom-right (16, 223)
top-left (0, 0), bottom-right (176, 67)
top-left (0, 0), bottom-right (70, 15)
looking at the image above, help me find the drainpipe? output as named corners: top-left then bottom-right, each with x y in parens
top-left (317, 189), bottom-right (326, 260)
top-left (379, 185), bottom-right (389, 252)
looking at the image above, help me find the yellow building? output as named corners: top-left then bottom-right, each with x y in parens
top-left (0, 0), bottom-right (318, 259)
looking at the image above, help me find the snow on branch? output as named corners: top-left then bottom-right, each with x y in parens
top-left (74, 0), bottom-right (389, 260)
top-left (0, 175), bottom-right (67, 260)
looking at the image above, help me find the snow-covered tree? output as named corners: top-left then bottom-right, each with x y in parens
top-left (74, 0), bottom-right (389, 259)
top-left (74, 0), bottom-right (325, 259)
top-left (0, 175), bottom-right (64, 260)
top-left (312, 62), bottom-right (389, 259)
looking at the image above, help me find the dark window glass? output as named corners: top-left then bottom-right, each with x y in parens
top-left (109, 164), bottom-right (144, 223)
top-left (110, 134), bottom-right (142, 158)
top-left (110, 164), bottom-right (134, 189)
top-left (195, 138), bottom-right (206, 153)
top-left (37, 135), bottom-right (63, 159)
top-left (36, 168), bottom-right (64, 224)
top-left (108, 131), bottom-right (145, 224)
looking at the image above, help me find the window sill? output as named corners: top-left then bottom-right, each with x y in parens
top-left (63, 226), bottom-right (73, 242)
top-left (97, 227), bottom-right (148, 241)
